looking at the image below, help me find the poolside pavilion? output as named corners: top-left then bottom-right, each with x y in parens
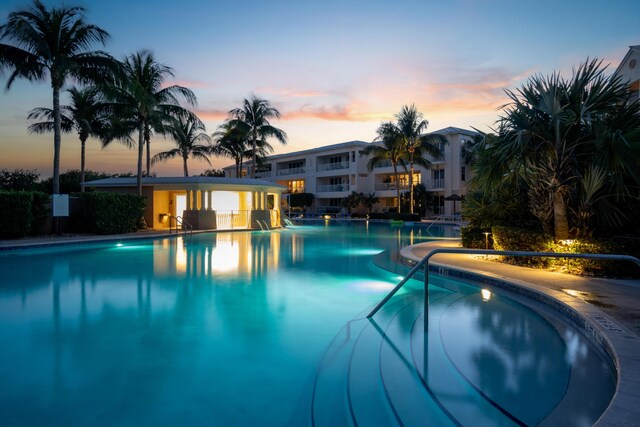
top-left (82, 176), bottom-right (285, 231)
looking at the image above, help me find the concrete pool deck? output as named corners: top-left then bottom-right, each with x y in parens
top-left (401, 239), bottom-right (640, 427)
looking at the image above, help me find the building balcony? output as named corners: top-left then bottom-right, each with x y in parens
top-left (277, 167), bottom-right (305, 176)
top-left (374, 183), bottom-right (410, 191)
top-left (373, 160), bottom-right (393, 168)
top-left (317, 184), bottom-right (350, 193)
top-left (316, 161), bottom-right (350, 172)
top-left (254, 170), bottom-right (272, 178)
top-left (430, 179), bottom-right (445, 189)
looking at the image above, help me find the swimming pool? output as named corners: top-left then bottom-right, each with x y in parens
top-left (0, 222), bottom-right (615, 426)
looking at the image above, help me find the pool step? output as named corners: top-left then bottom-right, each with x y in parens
top-left (312, 285), bottom-right (529, 427)
top-left (311, 292), bottom-right (421, 427)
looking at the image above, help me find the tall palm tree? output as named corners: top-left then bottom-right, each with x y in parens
top-left (27, 86), bottom-right (107, 191)
top-left (228, 96), bottom-right (287, 178)
top-left (0, 0), bottom-right (116, 194)
top-left (395, 105), bottom-right (446, 214)
top-left (212, 121), bottom-right (250, 178)
top-left (151, 113), bottom-right (212, 177)
top-left (104, 50), bottom-right (196, 194)
top-left (362, 122), bottom-right (406, 213)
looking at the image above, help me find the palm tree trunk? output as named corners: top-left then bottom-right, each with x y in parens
top-left (80, 135), bottom-right (87, 192)
top-left (409, 156), bottom-right (415, 214)
top-left (251, 135), bottom-right (257, 179)
top-left (136, 123), bottom-right (144, 196)
top-left (52, 85), bottom-right (62, 195)
top-left (553, 188), bottom-right (570, 240)
top-left (235, 158), bottom-right (241, 178)
top-left (183, 156), bottom-right (189, 177)
top-left (145, 125), bottom-right (151, 177)
top-left (393, 162), bottom-right (401, 214)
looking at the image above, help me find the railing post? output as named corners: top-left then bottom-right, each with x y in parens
top-left (423, 260), bottom-right (429, 327)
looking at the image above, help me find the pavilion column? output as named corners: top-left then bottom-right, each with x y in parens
top-left (186, 190), bottom-right (193, 210)
top-left (206, 191), bottom-right (212, 211)
top-left (200, 190), bottom-right (206, 211)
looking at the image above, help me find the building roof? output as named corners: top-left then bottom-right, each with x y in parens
top-left (431, 126), bottom-right (479, 137)
top-left (614, 45), bottom-right (640, 77)
top-left (83, 176), bottom-right (286, 188)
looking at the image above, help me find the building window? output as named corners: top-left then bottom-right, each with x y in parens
top-left (461, 166), bottom-right (466, 181)
top-left (289, 160), bottom-right (304, 169)
top-left (288, 180), bottom-right (305, 193)
top-left (352, 151), bottom-right (355, 162)
top-left (433, 169), bottom-right (444, 180)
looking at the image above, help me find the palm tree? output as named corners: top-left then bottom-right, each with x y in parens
top-left (487, 58), bottom-right (640, 240)
top-left (0, 0), bottom-right (116, 194)
top-left (361, 193), bottom-right (379, 215)
top-left (362, 122), bottom-right (406, 213)
top-left (228, 96), bottom-right (287, 178)
top-left (342, 191), bottom-right (363, 214)
top-left (103, 50), bottom-right (196, 194)
top-left (395, 105), bottom-right (446, 214)
top-left (212, 121), bottom-right (250, 178)
top-left (27, 86), bottom-right (107, 191)
top-left (151, 113), bottom-right (211, 177)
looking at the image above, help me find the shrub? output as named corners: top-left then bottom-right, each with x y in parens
top-left (73, 192), bottom-right (145, 234)
top-left (461, 226), bottom-right (492, 249)
top-left (30, 191), bottom-right (50, 234)
top-left (490, 226), bottom-right (640, 277)
top-left (0, 191), bottom-right (33, 238)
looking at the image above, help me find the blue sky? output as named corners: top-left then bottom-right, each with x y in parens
top-left (1, 0), bottom-right (638, 176)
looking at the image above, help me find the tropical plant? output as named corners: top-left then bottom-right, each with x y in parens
top-left (200, 169), bottom-right (226, 177)
top-left (361, 193), bottom-right (379, 215)
top-left (103, 50), bottom-right (196, 194)
top-left (228, 96), bottom-right (287, 178)
top-left (361, 122), bottom-right (406, 212)
top-left (0, 169), bottom-right (40, 191)
top-left (342, 191), bottom-right (363, 214)
top-left (28, 86), bottom-right (108, 190)
top-left (151, 113), bottom-right (212, 177)
top-left (472, 58), bottom-right (640, 240)
top-left (212, 120), bottom-right (250, 177)
top-left (0, 0), bottom-right (116, 194)
top-left (394, 104), bottom-right (446, 214)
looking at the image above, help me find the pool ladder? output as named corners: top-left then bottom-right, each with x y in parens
top-left (169, 215), bottom-right (193, 235)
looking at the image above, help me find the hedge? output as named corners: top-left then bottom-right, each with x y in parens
top-left (491, 226), bottom-right (640, 278)
top-left (461, 226), bottom-right (493, 249)
top-left (0, 191), bottom-right (50, 238)
top-left (73, 192), bottom-right (146, 234)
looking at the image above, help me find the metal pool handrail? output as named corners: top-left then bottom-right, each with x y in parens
top-left (366, 248), bottom-right (640, 318)
top-left (169, 215), bottom-right (193, 235)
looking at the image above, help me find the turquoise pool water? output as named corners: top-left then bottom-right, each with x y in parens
top-left (0, 222), bottom-right (615, 426)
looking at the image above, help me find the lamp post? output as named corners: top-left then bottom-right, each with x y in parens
top-left (483, 232), bottom-right (490, 259)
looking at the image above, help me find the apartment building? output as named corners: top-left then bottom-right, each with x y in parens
top-left (614, 45), bottom-right (640, 103)
top-left (222, 127), bottom-right (477, 217)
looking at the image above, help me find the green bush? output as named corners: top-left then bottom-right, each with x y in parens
top-left (461, 226), bottom-right (493, 249)
top-left (0, 191), bottom-right (33, 238)
top-left (0, 191), bottom-right (51, 238)
top-left (491, 226), bottom-right (640, 277)
top-left (73, 192), bottom-right (145, 234)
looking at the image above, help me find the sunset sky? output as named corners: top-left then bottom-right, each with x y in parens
top-left (1, 0), bottom-right (638, 177)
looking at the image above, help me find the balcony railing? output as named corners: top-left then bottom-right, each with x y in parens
top-left (373, 160), bottom-right (393, 168)
top-left (277, 166), bottom-right (305, 176)
top-left (316, 161), bottom-right (350, 172)
top-left (374, 183), bottom-right (410, 191)
top-left (430, 179), bottom-right (445, 189)
top-left (254, 170), bottom-right (272, 178)
top-left (317, 184), bottom-right (349, 192)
